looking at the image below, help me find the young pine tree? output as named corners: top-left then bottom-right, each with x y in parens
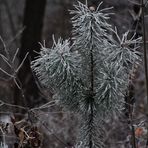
top-left (31, 1), bottom-right (141, 148)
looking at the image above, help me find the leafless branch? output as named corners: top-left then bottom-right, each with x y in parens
top-left (15, 52), bottom-right (29, 73)
top-left (12, 48), bottom-right (19, 64)
top-left (0, 36), bottom-right (9, 58)
top-left (0, 100), bottom-right (28, 110)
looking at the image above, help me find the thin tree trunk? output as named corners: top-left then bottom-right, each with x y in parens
top-left (141, 0), bottom-right (148, 147)
top-left (14, 0), bottom-right (47, 109)
top-left (124, 2), bottom-right (142, 148)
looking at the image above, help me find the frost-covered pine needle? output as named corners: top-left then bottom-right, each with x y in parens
top-left (31, 1), bottom-right (142, 148)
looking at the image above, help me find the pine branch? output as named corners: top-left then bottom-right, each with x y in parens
top-left (31, 38), bottom-right (83, 112)
top-left (31, 1), bottom-right (142, 147)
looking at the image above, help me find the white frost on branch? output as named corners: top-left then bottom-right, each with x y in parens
top-left (31, 1), bottom-right (142, 148)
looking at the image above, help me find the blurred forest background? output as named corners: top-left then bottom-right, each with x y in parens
top-left (0, 0), bottom-right (148, 147)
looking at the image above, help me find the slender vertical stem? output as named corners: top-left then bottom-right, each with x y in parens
top-left (127, 84), bottom-right (137, 148)
top-left (141, 0), bottom-right (148, 147)
top-left (129, 103), bottom-right (137, 148)
top-left (131, 123), bottom-right (137, 148)
top-left (88, 44), bottom-right (94, 148)
top-left (88, 102), bottom-right (93, 148)
top-left (88, 14), bottom-right (94, 148)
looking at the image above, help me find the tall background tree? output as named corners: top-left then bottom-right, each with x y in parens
top-left (14, 0), bottom-right (47, 108)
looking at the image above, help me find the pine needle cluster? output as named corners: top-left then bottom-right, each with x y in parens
top-left (31, 1), bottom-right (141, 147)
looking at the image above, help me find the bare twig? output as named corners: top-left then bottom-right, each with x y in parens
top-left (128, 0), bottom-right (141, 6)
top-left (31, 101), bottom-right (56, 110)
top-left (13, 78), bottom-right (21, 90)
top-left (0, 36), bottom-right (9, 58)
top-left (12, 48), bottom-right (19, 64)
top-left (6, 27), bottom-right (25, 48)
top-left (0, 51), bottom-right (29, 89)
top-left (0, 67), bottom-right (14, 78)
top-left (0, 54), bottom-right (11, 68)
top-left (0, 36), bottom-right (29, 90)
top-left (16, 52), bottom-right (29, 73)
top-left (0, 100), bottom-right (28, 110)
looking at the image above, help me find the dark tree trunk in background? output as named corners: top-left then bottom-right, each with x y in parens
top-left (14, 0), bottom-right (47, 109)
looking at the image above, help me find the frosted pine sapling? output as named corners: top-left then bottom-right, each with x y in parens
top-left (31, 1), bottom-right (141, 148)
